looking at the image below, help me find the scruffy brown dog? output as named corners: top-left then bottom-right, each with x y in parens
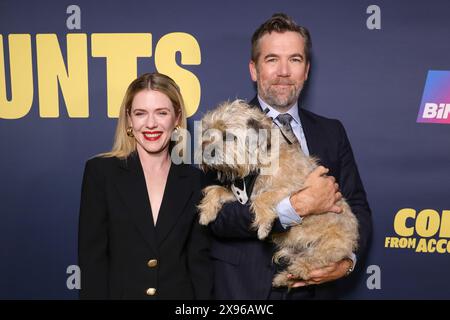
top-left (197, 100), bottom-right (359, 287)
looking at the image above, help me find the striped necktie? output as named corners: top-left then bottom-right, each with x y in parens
top-left (276, 113), bottom-right (300, 146)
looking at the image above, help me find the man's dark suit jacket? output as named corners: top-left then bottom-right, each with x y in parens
top-left (209, 97), bottom-right (372, 299)
top-left (78, 152), bottom-right (213, 299)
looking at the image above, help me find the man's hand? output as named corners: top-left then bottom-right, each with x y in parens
top-left (289, 166), bottom-right (342, 217)
top-left (288, 258), bottom-right (354, 287)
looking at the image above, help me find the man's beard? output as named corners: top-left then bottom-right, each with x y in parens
top-left (259, 81), bottom-right (302, 111)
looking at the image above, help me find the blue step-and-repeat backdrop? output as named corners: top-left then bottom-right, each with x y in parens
top-left (1, 0), bottom-right (449, 299)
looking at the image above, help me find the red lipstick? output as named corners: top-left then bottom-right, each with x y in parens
top-left (143, 131), bottom-right (163, 141)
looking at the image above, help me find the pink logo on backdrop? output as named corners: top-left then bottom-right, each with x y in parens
top-left (417, 70), bottom-right (450, 124)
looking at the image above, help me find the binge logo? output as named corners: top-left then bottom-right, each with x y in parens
top-left (417, 70), bottom-right (450, 124)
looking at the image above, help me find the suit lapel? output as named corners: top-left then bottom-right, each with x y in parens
top-left (298, 108), bottom-right (320, 157)
top-left (115, 153), bottom-right (158, 253)
top-left (299, 108), bottom-right (337, 172)
top-left (249, 97), bottom-right (260, 110)
top-left (155, 163), bottom-right (194, 246)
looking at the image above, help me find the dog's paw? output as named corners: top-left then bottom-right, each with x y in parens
top-left (272, 271), bottom-right (290, 288)
top-left (257, 223), bottom-right (272, 240)
top-left (199, 214), bottom-right (210, 226)
top-left (198, 202), bottom-right (218, 225)
top-left (199, 209), bottom-right (217, 225)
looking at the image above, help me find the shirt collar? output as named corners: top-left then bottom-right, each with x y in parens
top-left (257, 96), bottom-right (301, 127)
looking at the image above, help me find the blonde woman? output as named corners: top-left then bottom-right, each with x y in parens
top-left (78, 73), bottom-right (212, 299)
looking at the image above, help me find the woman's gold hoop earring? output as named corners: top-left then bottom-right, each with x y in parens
top-left (126, 126), bottom-right (134, 137)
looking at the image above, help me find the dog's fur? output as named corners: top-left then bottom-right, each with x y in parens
top-left (198, 100), bottom-right (359, 287)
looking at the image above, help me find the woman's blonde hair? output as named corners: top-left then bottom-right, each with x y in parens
top-left (102, 73), bottom-right (187, 159)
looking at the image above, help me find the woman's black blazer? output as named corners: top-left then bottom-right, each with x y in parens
top-left (78, 152), bottom-right (212, 299)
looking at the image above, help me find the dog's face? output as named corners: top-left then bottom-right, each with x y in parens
top-left (199, 100), bottom-right (277, 181)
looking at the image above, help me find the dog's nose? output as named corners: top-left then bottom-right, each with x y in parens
top-left (211, 148), bottom-right (215, 157)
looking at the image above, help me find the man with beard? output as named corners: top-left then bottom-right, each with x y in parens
top-left (208, 13), bottom-right (372, 299)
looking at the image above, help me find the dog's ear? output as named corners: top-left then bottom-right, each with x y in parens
top-left (214, 119), bottom-right (227, 132)
top-left (247, 118), bottom-right (272, 151)
top-left (247, 118), bottom-right (263, 131)
top-left (248, 115), bottom-right (273, 130)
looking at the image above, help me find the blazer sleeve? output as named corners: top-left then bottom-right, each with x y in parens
top-left (202, 170), bottom-right (286, 239)
top-left (187, 216), bottom-right (214, 299)
top-left (78, 159), bottom-right (109, 299)
top-left (336, 121), bottom-right (373, 261)
top-left (208, 201), bottom-right (286, 239)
